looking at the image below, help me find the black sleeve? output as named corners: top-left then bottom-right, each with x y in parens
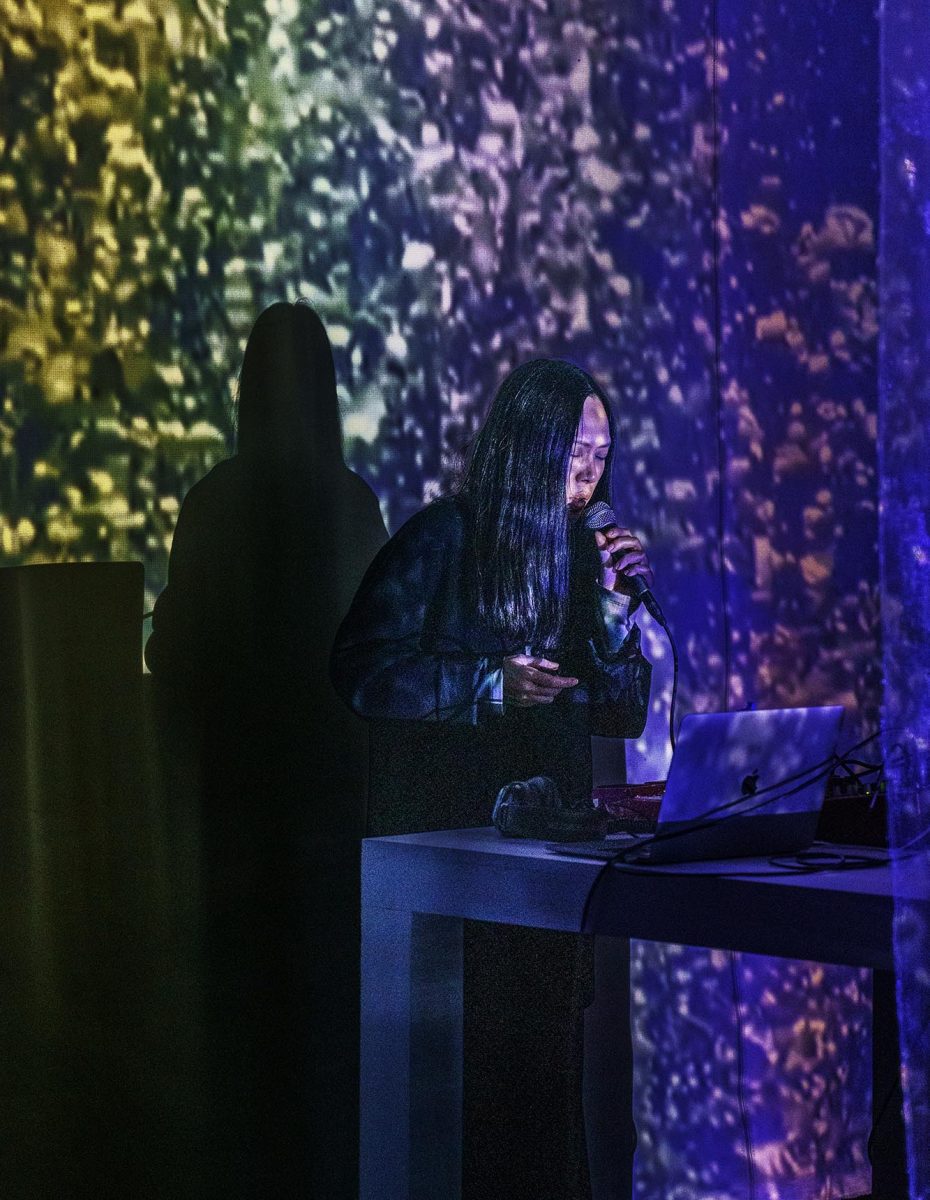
top-left (330, 505), bottom-right (504, 724)
top-left (583, 587), bottom-right (652, 738)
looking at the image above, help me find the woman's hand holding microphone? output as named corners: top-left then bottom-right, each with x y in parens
top-left (593, 525), bottom-right (654, 595)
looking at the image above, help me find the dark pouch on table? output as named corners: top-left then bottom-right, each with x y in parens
top-left (492, 775), bottom-right (607, 843)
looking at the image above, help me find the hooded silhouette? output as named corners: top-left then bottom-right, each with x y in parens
top-left (146, 301), bottom-right (387, 1199)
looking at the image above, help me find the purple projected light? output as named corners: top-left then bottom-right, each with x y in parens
top-left (879, 2), bottom-right (930, 1196)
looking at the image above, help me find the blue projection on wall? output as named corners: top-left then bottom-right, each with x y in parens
top-left (3, 0), bottom-right (917, 1195)
top-left (879, 1), bottom-right (930, 1196)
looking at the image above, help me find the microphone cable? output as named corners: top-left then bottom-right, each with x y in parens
top-left (729, 952), bottom-right (756, 1200)
top-left (577, 728), bottom-right (883, 932)
top-left (579, 759), bottom-right (837, 932)
top-left (662, 614), bottom-right (680, 753)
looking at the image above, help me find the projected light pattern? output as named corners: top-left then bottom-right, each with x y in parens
top-left (879, 1), bottom-right (930, 1195)
top-left (0, 0), bottom-right (880, 740)
top-left (715, 0), bottom-right (880, 735)
top-left (632, 948), bottom-right (872, 1200)
top-left (0, 0), bottom-right (285, 588)
top-left (0, 0), bottom-right (884, 1195)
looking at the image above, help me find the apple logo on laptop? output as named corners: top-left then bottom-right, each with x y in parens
top-left (741, 770), bottom-right (760, 797)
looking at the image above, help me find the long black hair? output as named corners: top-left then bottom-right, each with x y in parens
top-left (458, 358), bottom-right (615, 648)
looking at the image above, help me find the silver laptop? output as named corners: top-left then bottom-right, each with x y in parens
top-left (556, 706), bottom-right (845, 864)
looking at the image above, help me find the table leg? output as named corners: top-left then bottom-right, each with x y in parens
top-left (583, 936), bottom-right (635, 1200)
top-left (360, 906), bottom-right (463, 1200)
top-left (871, 968), bottom-right (907, 1199)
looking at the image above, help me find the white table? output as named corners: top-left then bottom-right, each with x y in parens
top-left (360, 827), bottom-right (925, 1199)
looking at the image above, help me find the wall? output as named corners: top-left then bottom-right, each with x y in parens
top-left (0, 1), bottom-right (887, 1196)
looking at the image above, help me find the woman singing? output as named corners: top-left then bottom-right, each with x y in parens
top-left (332, 357), bottom-right (653, 1199)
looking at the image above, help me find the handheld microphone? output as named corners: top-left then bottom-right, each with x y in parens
top-left (583, 500), bottom-right (679, 753)
top-left (582, 501), bottom-right (667, 626)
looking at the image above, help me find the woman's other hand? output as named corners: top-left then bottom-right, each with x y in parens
top-left (594, 526), bottom-right (654, 594)
top-left (502, 655), bottom-right (579, 707)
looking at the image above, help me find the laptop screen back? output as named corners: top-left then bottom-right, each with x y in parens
top-left (637, 706), bottom-right (845, 864)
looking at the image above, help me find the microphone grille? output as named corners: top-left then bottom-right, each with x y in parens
top-left (582, 501), bottom-right (617, 531)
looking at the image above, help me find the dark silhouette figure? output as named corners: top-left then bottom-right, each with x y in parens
top-left (146, 301), bottom-right (387, 1199)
